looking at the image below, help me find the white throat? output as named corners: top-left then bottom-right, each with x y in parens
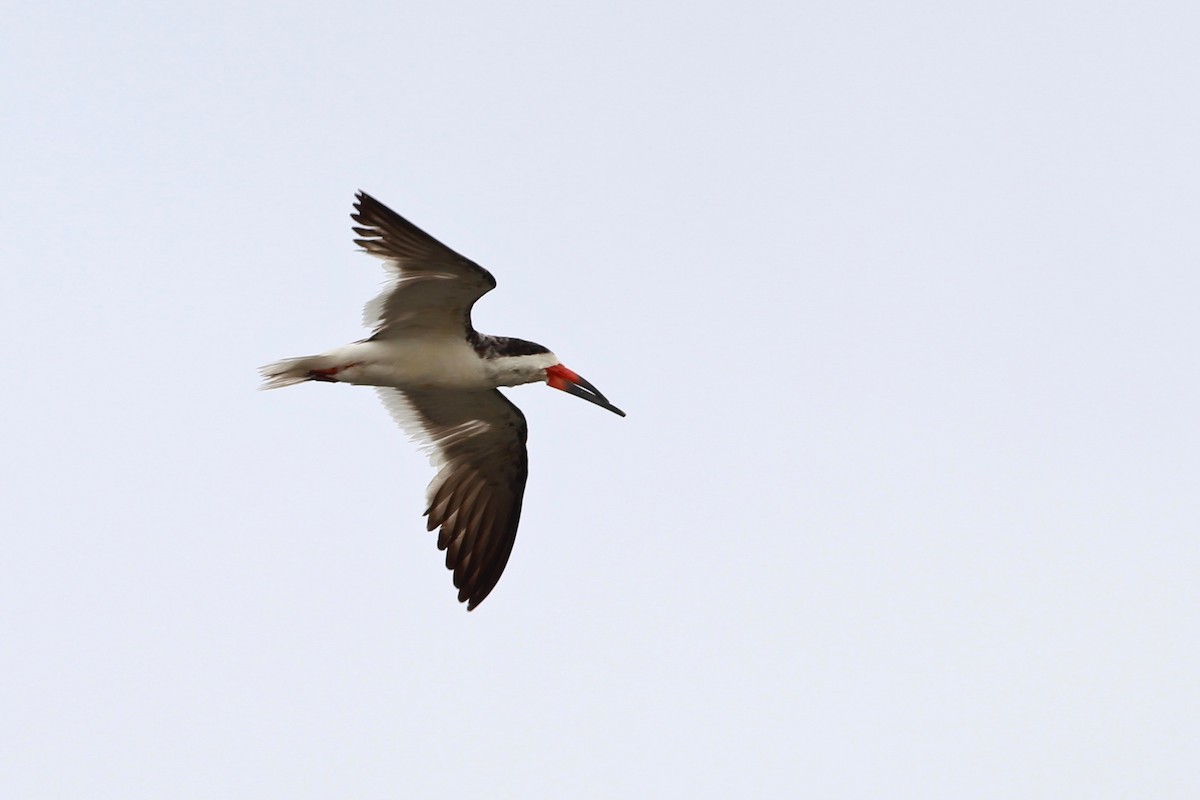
top-left (487, 351), bottom-right (560, 387)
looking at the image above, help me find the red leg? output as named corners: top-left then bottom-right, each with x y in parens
top-left (306, 363), bottom-right (361, 382)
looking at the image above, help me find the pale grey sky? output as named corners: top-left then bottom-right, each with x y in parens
top-left (3, 1), bottom-right (1198, 797)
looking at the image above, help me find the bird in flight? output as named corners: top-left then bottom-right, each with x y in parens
top-left (260, 192), bottom-right (624, 609)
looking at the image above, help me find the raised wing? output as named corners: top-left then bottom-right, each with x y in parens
top-left (377, 387), bottom-right (530, 610)
top-left (352, 192), bottom-right (497, 339)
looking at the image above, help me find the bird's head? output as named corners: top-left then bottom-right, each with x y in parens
top-left (481, 336), bottom-right (624, 417)
top-left (544, 363), bottom-right (625, 417)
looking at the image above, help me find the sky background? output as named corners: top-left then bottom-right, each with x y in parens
top-left (3, 1), bottom-right (1198, 797)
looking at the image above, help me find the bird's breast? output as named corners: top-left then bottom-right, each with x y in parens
top-left (330, 338), bottom-right (494, 390)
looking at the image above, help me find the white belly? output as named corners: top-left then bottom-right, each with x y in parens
top-left (326, 338), bottom-right (492, 390)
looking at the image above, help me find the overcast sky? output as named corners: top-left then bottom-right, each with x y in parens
top-left (3, 1), bottom-right (1198, 797)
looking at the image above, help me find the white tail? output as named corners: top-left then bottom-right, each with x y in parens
top-left (258, 355), bottom-right (329, 389)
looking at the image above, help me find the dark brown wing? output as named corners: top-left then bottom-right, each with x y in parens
top-left (352, 192), bottom-right (497, 338)
top-left (376, 387), bottom-right (529, 610)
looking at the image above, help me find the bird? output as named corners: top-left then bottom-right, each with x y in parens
top-left (260, 192), bottom-right (625, 610)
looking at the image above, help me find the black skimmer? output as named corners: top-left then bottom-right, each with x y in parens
top-left (261, 192), bottom-right (625, 609)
